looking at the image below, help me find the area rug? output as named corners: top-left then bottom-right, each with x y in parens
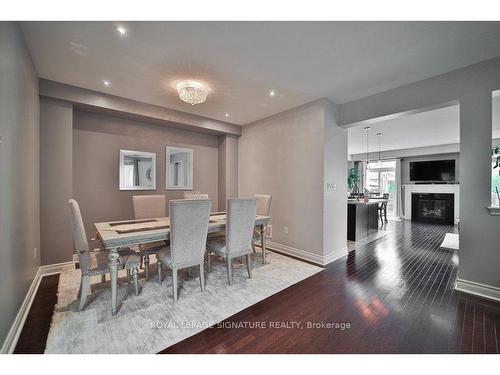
top-left (45, 251), bottom-right (322, 353)
top-left (440, 233), bottom-right (459, 251)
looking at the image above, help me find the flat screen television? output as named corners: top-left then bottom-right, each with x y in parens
top-left (409, 159), bottom-right (456, 182)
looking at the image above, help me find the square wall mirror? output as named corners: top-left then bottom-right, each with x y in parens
top-left (166, 146), bottom-right (193, 190)
top-left (119, 150), bottom-right (156, 190)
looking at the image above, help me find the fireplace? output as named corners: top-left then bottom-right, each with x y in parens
top-left (411, 193), bottom-right (454, 224)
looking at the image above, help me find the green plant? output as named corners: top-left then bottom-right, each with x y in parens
top-left (493, 144), bottom-right (500, 172)
top-left (348, 167), bottom-right (360, 191)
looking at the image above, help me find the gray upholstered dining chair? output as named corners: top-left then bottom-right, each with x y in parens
top-left (156, 199), bottom-right (212, 301)
top-left (132, 195), bottom-right (169, 281)
top-left (68, 199), bottom-right (140, 311)
top-left (206, 197), bottom-right (257, 285)
top-left (252, 194), bottom-right (272, 253)
top-left (183, 192), bottom-right (209, 199)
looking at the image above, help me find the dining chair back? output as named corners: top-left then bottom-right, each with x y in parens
top-left (255, 194), bottom-right (272, 216)
top-left (226, 198), bottom-right (257, 257)
top-left (183, 192), bottom-right (209, 200)
top-left (170, 199), bottom-right (212, 266)
top-left (68, 199), bottom-right (91, 273)
top-left (133, 195), bottom-right (167, 280)
top-left (132, 195), bottom-right (166, 219)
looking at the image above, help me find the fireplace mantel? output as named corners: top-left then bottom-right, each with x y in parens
top-left (403, 184), bottom-right (459, 224)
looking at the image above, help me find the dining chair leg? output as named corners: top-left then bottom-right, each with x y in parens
top-left (172, 268), bottom-right (178, 301)
top-left (199, 262), bottom-right (205, 292)
top-left (78, 275), bottom-right (90, 311)
top-left (227, 257), bottom-right (233, 285)
top-left (246, 254), bottom-right (252, 278)
top-left (252, 243), bottom-right (256, 253)
top-left (101, 274), bottom-right (106, 283)
top-left (126, 269), bottom-right (131, 283)
top-left (133, 268), bottom-right (139, 296)
top-left (77, 278), bottom-right (83, 298)
top-left (207, 251), bottom-right (211, 273)
top-left (140, 255), bottom-right (144, 269)
top-left (157, 262), bottom-right (163, 283)
top-left (144, 255), bottom-right (150, 280)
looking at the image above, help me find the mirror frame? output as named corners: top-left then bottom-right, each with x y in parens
top-left (165, 146), bottom-right (193, 191)
top-left (119, 149), bottom-right (157, 191)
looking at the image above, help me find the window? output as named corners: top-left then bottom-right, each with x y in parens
top-left (364, 160), bottom-right (398, 217)
top-left (492, 157), bottom-right (500, 208)
top-left (492, 90), bottom-right (500, 207)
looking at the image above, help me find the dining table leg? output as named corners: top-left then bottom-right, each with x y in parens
top-left (260, 224), bottom-right (267, 264)
top-left (108, 247), bottom-right (120, 315)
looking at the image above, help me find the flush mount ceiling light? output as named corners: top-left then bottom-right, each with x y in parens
top-left (103, 80), bottom-right (111, 87)
top-left (176, 80), bottom-right (210, 105)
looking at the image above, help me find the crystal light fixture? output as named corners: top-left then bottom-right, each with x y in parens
top-left (176, 80), bottom-right (210, 105)
top-left (364, 126), bottom-right (371, 167)
top-left (374, 132), bottom-right (383, 168)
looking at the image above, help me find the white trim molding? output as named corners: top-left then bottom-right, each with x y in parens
top-left (403, 184), bottom-right (460, 224)
top-left (323, 247), bottom-right (348, 265)
top-left (266, 241), bottom-right (347, 266)
top-left (0, 268), bottom-right (42, 354)
top-left (487, 206), bottom-right (500, 215)
top-left (455, 278), bottom-right (500, 302)
top-left (0, 260), bottom-right (75, 354)
top-left (40, 260), bottom-right (75, 276)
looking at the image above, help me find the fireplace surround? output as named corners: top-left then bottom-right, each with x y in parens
top-left (403, 184), bottom-right (459, 224)
top-left (411, 193), bottom-right (454, 224)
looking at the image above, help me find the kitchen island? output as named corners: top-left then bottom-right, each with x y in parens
top-left (347, 199), bottom-right (386, 241)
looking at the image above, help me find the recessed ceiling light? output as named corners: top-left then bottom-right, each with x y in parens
top-left (116, 25), bottom-right (127, 35)
top-left (224, 113), bottom-right (230, 118)
top-left (269, 90), bottom-right (276, 97)
top-left (103, 80), bottom-right (111, 87)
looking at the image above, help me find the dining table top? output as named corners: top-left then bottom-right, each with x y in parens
top-left (95, 211), bottom-right (271, 249)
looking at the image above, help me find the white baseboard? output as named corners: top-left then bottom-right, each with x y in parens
top-left (266, 241), bottom-right (347, 266)
top-left (323, 247), bottom-right (348, 265)
top-left (0, 267), bottom-right (42, 354)
top-left (0, 259), bottom-right (75, 354)
top-left (455, 278), bottom-right (500, 302)
top-left (40, 260), bottom-right (75, 276)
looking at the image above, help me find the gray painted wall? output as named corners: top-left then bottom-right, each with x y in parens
top-left (0, 23), bottom-right (40, 346)
top-left (239, 100), bottom-right (348, 262)
top-left (239, 102), bottom-right (326, 256)
top-left (72, 111), bottom-right (219, 250)
top-left (40, 98), bottom-right (73, 265)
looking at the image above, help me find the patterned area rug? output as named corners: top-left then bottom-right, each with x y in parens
top-left (45, 251), bottom-right (322, 353)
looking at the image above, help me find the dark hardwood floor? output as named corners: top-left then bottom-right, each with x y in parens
top-left (14, 273), bottom-right (60, 354)
top-left (14, 221), bottom-right (500, 354)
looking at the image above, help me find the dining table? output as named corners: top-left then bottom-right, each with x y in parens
top-left (95, 212), bottom-right (271, 315)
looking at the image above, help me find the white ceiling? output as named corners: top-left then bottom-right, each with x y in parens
top-left (20, 22), bottom-right (500, 125)
top-left (348, 96), bottom-right (500, 155)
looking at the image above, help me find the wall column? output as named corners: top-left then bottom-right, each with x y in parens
top-left (458, 91), bottom-right (500, 286)
top-left (218, 134), bottom-right (239, 211)
top-left (323, 102), bottom-right (348, 261)
top-left (40, 97), bottom-right (74, 265)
